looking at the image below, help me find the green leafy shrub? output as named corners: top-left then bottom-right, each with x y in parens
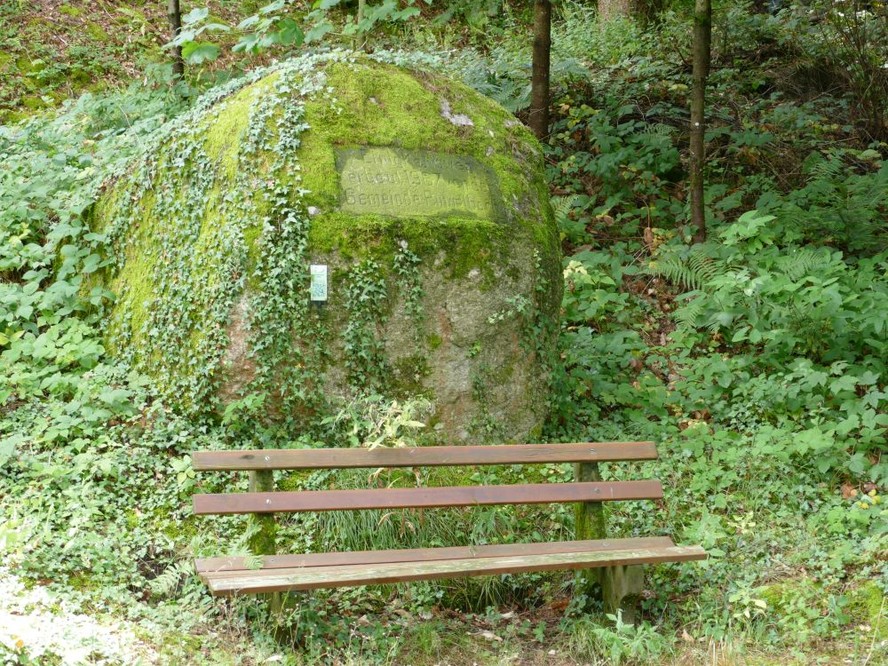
top-left (757, 148), bottom-right (888, 254)
top-left (650, 213), bottom-right (887, 483)
top-left (564, 613), bottom-right (674, 665)
top-left (782, 0), bottom-right (888, 141)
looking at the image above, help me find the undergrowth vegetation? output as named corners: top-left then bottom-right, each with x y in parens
top-left (1, 1), bottom-right (886, 664)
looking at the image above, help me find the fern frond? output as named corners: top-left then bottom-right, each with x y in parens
top-left (673, 294), bottom-right (707, 329)
top-left (643, 123), bottom-right (675, 138)
top-left (148, 561), bottom-right (193, 597)
top-left (687, 250), bottom-right (724, 287)
top-left (808, 156), bottom-right (844, 182)
top-left (651, 246), bottom-right (728, 291)
top-left (244, 553), bottom-right (265, 571)
top-left (777, 247), bottom-right (822, 281)
top-left (551, 195), bottom-right (580, 221)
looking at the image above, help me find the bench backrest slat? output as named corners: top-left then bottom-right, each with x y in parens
top-left (192, 480), bottom-right (663, 515)
top-left (192, 441), bottom-right (657, 471)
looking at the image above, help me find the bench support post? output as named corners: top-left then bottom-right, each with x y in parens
top-left (574, 462), bottom-right (605, 597)
top-left (575, 461), bottom-right (643, 621)
top-left (249, 469), bottom-right (281, 616)
top-left (602, 563), bottom-right (644, 624)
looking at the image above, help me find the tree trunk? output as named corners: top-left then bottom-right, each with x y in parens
top-left (168, 0), bottom-right (185, 78)
top-left (598, 0), bottom-right (633, 22)
top-left (354, 0), bottom-right (366, 50)
top-left (689, 0), bottom-right (711, 243)
top-left (529, 0), bottom-right (551, 140)
top-left (598, 0), bottom-right (663, 24)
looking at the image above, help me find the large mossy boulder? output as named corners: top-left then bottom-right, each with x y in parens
top-left (91, 52), bottom-right (561, 443)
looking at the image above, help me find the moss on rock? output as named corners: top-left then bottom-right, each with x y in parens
top-left (92, 51), bottom-right (561, 443)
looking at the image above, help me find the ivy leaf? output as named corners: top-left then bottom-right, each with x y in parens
top-left (98, 388), bottom-right (132, 410)
top-left (182, 42), bottom-right (221, 65)
top-left (81, 253), bottom-right (102, 274)
top-left (0, 434), bottom-right (24, 467)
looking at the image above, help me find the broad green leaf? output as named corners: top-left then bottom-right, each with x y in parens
top-left (234, 34), bottom-right (261, 53)
top-left (182, 42), bottom-right (221, 64)
top-left (182, 7), bottom-right (209, 25)
top-left (275, 17), bottom-right (304, 46)
top-left (0, 434), bottom-right (24, 467)
top-left (392, 7), bottom-right (421, 21)
top-left (858, 370), bottom-right (880, 385)
top-left (237, 15), bottom-right (260, 29)
top-left (304, 20), bottom-right (334, 43)
top-left (835, 414), bottom-right (860, 436)
top-left (81, 254), bottom-right (101, 274)
top-left (260, 0), bottom-right (286, 14)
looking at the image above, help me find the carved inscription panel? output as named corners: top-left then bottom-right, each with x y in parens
top-left (336, 147), bottom-right (496, 220)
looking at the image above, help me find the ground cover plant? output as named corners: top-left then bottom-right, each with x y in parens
top-left (1, 1), bottom-right (886, 664)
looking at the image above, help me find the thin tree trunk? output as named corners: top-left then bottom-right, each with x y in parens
top-left (689, 0), bottom-right (711, 243)
top-left (168, 0), bottom-right (185, 78)
top-left (354, 0), bottom-right (366, 50)
top-left (598, 0), bottom-right (633, 23)
top-left (598, 1), bottom-right (663, 27)
top-left (529, 0), bottom-right (551, 140)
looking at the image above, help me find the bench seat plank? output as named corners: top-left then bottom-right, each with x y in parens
top-left (196, 536), bottom-right (677, 574)
top-left (193, 480), bottom-right (664, 515)
top-left (192, 441), bottom-right (657, 471)
top-left (201, 545), bottom-right (708, 595)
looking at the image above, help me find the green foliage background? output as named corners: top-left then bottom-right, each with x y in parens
top-left (1, 1), bottom-right (886, 664)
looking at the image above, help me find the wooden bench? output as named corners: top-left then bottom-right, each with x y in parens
top-left (191, 441), bottom-right (705, 615)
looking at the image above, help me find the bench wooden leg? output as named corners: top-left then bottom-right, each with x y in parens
top-left (574, 462), bottom-right (606, 599)
top-left (574, 462), bottom-right (645, 622)
top-left (602, 564), bottom-right (644, 624)
top-left (249, 469), bottom-right (281, 617)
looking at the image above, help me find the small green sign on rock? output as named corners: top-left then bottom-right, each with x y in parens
top-left (337, 147), bottom-right (497, 220)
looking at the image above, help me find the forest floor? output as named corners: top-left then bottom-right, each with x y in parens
top-left (0, 568), bottom-right (158, 664)
top-left (3, 564), bottom-right (866, 666)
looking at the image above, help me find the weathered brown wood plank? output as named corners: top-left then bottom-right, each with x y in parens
top-left (192, 480), bottom-right (664, 515)
top-left (192, 441), bottom-right (658, 471)
top-left (202, 545), bottom-right (708, 595)
top-left (195, 536), bottom-right (676, 574)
